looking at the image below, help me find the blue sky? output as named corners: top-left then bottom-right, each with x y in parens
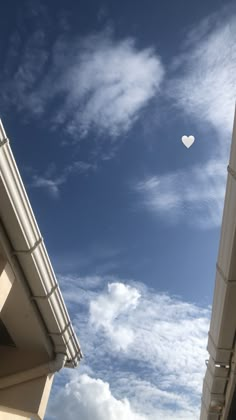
top-left (1, 0), bottom-right (236, 418)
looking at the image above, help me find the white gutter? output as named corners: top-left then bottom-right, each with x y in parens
top-left (200, 107), bottom-right (236, 419)
top-left (0, 120), bottom-right (82, 368)
top-left (0, 353), bottom-right (67, 389)
top-left (0, 220), bottom-right (54, 358)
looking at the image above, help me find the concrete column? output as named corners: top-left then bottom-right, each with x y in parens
top-left (0, 411), bottom-right (29, 419)
top-left (0, 257), bottom-right (14, 312)
top-left (0, 373), bottom-right (54, 420)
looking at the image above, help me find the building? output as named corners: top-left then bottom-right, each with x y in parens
top-left (0, 120), bottom-right (82, 419)
top-left (200, 108), bottom-right (236, 419)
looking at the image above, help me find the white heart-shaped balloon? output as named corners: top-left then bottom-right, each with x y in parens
top-left (182, 135), bottom-right (195, 148)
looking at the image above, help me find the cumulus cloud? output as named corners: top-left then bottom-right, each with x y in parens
top-left (49, 373), bottom-right (146, 420)
top-left (56, 277), bottom-right (210, 419)
top-left (90, 282), bottom-right (141, 350)
top-left (136, 159), bottom-right (226, 228)
top-left (48, 371), bottom-right (201, 420)
top-left (88, 282), bottom-right (210, 395)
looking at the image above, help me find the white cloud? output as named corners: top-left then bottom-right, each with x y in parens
top-left (30, 160), bottom-right (97, 197)
top-left (89, 282), bottom-right (210, 395)
top-left (56, 244), bottom-right (121, 274)
top-left (49, 373), bottom-right (147, 420)
top-left (136, 159), bottom-right (226, 228)
top-left (31, 174), bottom-right (64, 198)
top-left (60, 274), bottom-right (105, 292)
top-left (168, 8), bottom-right (236, 149)
top-left (49, 32), bottom-right (164, 139)
top-left (48, 371), bottom-right (201, 420)
top-left (113, 376), bottom-right (200, 419)
top-left (90, 282), bottom-right (140, 351)
top-left (135, 7), bottom-right (236, 230)
top-left (2, 29), bottom-right (164, 141)
top-left (56, 277), bottom-right (210, 419)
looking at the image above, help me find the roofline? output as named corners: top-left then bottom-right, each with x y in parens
top-left (200, 105), bottom-right (236, 418)
top-left (0, 120), bottom-right (82, 367)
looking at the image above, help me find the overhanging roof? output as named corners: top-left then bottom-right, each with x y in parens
top-left (0, 120), bottom-right (82, 368)
top-left (200, 107), bottom-right (236, 419)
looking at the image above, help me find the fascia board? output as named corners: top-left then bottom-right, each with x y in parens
top-left (200, 107), bottom-right (236, 417)
top-left (208, 108), bottom-right (236, 356)
top-left (0, 121), bottom-right (82, 367)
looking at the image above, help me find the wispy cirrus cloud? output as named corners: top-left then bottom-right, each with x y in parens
top-left (136, 5), bottom-right (236, 229)
top-left (52, 276), bottom-right (210, 419)
top-left (2, 25), bottom-right (164, 142)
top-left (31, 175), bottom-right (64, 198)
top-left (56, 243), bottom-right (121, 274)
top-left (30, 160), bottom-right (97, 197)
top-left (2, 28), bottom-right (49, 115)
top-left (49, 32), bottom-right (164, 139)
top-left (168, 5), bottom-right (236, 148)
top-left (136, 159), bottom-right (226, 229)
top-left (85, 281), bottom-right (210, 395)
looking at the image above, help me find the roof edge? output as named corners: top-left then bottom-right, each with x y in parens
top-left (0, 120), bottom-right (82, 367)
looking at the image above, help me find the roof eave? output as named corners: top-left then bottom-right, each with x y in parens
top-left (0, 120), bottom-right (82, 368)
